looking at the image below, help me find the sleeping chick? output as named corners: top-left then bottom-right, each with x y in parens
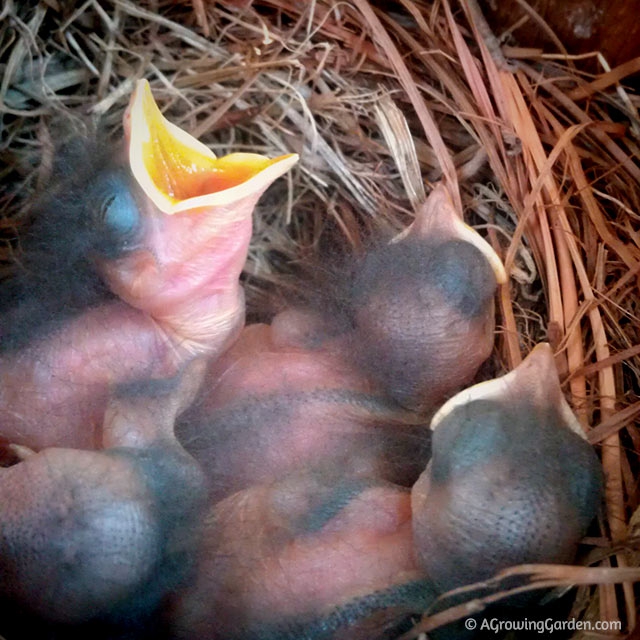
top-left (412, 343), bottom-right (603, 594)
top-left (0, 360), bottom-right (207, 634)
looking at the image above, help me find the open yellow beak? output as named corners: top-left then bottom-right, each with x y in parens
top-left (125, 79), bottom-right (298, 214)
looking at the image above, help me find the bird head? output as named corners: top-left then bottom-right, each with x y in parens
top-left (412, 343), bottom-right (603, 594)
top-left (101, 79), bottom-right (298, 358)
top-left (348, 183), bottom-right (507, 412)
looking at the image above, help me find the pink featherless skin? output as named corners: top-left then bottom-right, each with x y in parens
top-left (0, 80), bottom-right (297, 450)
top-left (0, 83), bottom-right (602, 640)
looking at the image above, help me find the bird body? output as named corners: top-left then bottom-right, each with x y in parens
top-left (0, 81), bottom-right (603, 640)
top-left (170, 474), bottom-right (428, 640)
top-left (0, 80), bottom-right (297, 450)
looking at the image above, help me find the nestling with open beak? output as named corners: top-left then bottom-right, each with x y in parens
top-left (0, 79), bottom-right (297, 450)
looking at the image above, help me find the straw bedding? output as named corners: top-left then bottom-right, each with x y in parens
top-left (1, 0), bottom-right (639, 636)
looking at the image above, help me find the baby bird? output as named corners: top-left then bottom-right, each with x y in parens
top-left (176, 184), bottom-right (507, 501)
top-left (170, 468), bottom-right (433, 640)
top-left (340, 184), bottom-right (507, 412)
top-left (0, 80), bottom-right (297, 450)
top-left (176, 321), bottom-right (432, 503)
top-left (411, 343), bottom-right (603, 595)
top-left (0, 360), bottom-right (207, 633)
top-left (268, 184), bottom-right (508, 412)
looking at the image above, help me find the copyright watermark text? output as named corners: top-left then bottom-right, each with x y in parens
top-left (464, 617), bottom-right (622, 634)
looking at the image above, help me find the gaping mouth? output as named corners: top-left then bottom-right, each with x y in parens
top-left (125, 79), bottom-right (298, 214)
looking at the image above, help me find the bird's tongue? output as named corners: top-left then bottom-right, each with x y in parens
top-left (125, 79), bottom-right (297, 215)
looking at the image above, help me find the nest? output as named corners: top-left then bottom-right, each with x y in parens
top-left (1, 0), bottom-right (639, 636)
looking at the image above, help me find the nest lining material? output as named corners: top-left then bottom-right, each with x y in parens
top-left (1, 0), bottom-right (639, 635)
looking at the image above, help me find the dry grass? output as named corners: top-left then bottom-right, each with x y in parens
top-left (1, 0), bottom-right (639, 636)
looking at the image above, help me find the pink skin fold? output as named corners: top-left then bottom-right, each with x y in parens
top-left (170, 476), bottom-right (423, 640)
top-left (0, 81), bottom-right (297, 450)
top-left (176, 315), bottom-right (430, 503)
top-left (0, 304), bottom-right (174, 449)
